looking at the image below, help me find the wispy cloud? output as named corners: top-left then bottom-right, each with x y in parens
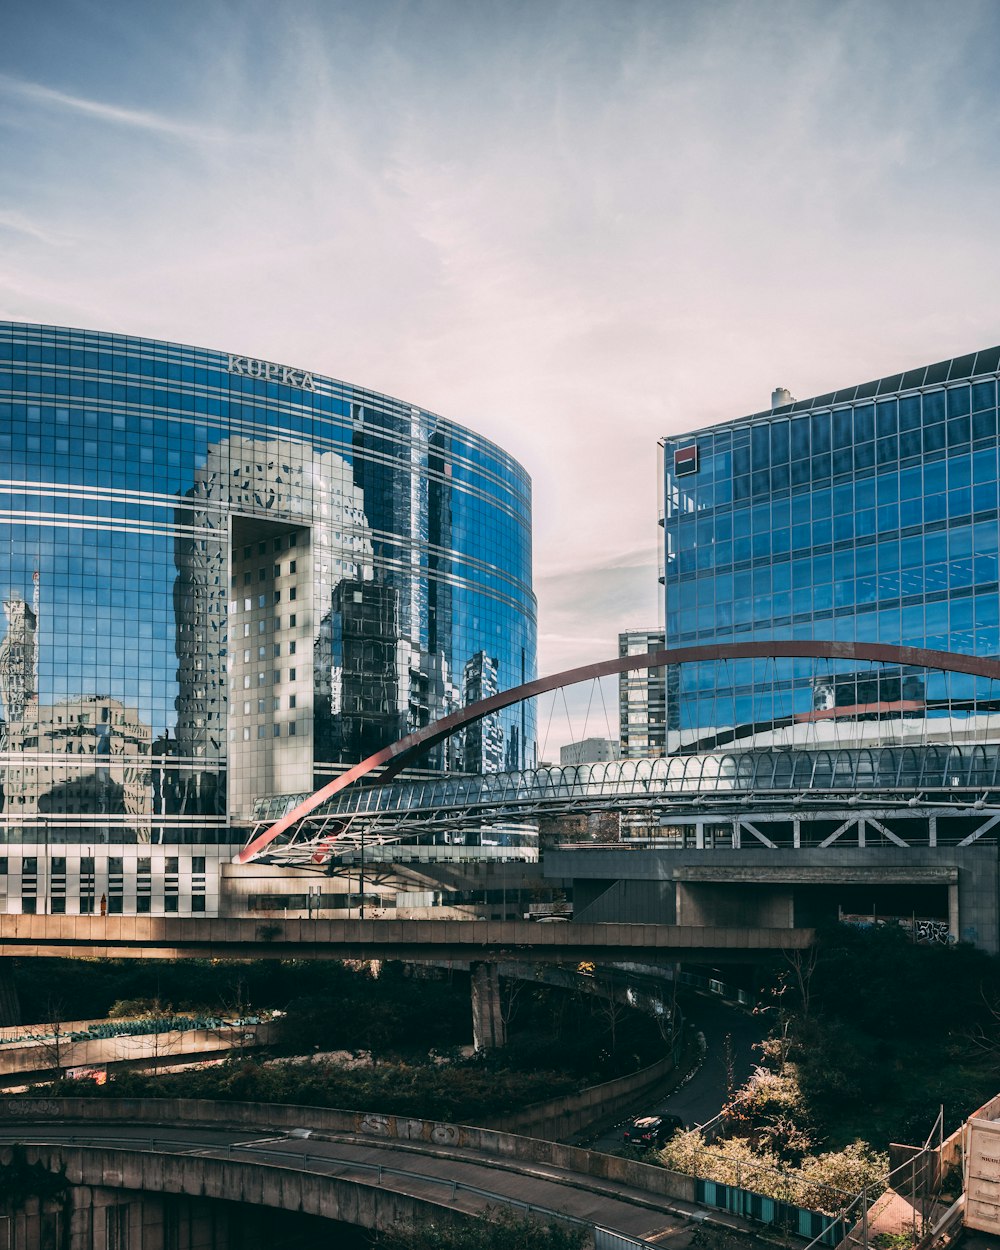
top-left (0, 74), bottom-right (230, 145)
top-left (0, 210), bottom-right (72, 247)
top-left (3, 0), bottom-right (1000, 714)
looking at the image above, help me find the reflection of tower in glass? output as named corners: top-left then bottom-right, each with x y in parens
top-left (0, 572), bottom-right (152, 828)
top-left (175, 436), bottom-right (373, 817)
top-left (462, 651), bottom-right (504, 773)
top-left (0, 580), bottom-right (38, 733)
top-left (318, 579), bottom-right (403, 761)
top-left (350, 409), bottom-right (461, 766)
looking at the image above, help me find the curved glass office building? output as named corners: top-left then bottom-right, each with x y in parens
top-left (661, 346), bottom-right (1000, 751)
top-left (0, 322), bottom-right (536, 913)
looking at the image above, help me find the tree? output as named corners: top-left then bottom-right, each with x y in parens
top-left (25, 998), bottom-right (72, 1079)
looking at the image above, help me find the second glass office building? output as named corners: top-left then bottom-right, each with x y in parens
top-left (660, 346), bottom-right (1000, 745)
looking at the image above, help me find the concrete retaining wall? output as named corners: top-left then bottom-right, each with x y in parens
top-left (0, 1024), bottom-right (274, 1083)
top-left (0, 1096), bottom-right (697, 1204)
top-left (484, 1049), bottom-right (678, 1140)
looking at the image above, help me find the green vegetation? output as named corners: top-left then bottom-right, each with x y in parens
top-left (658, 1129), bottom-right (887, 1216)
top-left (767, 925), bottom-right (1000, 1146)
top-left (37, 1057), bottom-right (580, 1122)
top-left (22, 958), bottom-right (671, 1123)
top-left (15, 959), bottom-right (665, 1080)
top-left (651, 923), bottom-right (1000, 1214)
top-left (370, 1207), bottom-right (586, 1250)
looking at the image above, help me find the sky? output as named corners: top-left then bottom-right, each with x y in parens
top-left (4, 0), bottom-right (1000, 750)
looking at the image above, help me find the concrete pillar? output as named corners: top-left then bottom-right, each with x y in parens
top-left (470, 961), bottom-right (506, 1051)
top-left (948, 883), bottom-right (960, 944)
top-left (0, 958), bottom-right (21, 1025)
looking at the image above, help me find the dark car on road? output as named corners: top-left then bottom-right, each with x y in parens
top-left (622, 1114), bottom-right (684, 1148)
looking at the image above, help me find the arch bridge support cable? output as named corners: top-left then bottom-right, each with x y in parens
top-left (238, 641), bottom-right (1000, 863)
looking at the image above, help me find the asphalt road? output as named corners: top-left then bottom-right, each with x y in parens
top-left (591, 990), bottom-right (765, 1154)
top-left (0, 1120), bottom-right (722, 1247)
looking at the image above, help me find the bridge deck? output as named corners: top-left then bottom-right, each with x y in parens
top-left (0, 916), bottom-right (814, 963)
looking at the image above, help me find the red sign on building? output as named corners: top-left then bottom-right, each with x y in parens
top-left (674, 444), bottom-right (699, 475)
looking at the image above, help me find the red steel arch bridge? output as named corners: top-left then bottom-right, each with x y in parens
top-left (238, 641), bottom-right (1000, 871)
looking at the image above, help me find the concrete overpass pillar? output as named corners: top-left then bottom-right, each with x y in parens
top-left (470, 962), bottom-right (506, 1051)
top-left (0, 958), bottom-right (20, 1025)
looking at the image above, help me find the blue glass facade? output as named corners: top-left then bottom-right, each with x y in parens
top-left (661, 347), bottom-right (1000, 745)
top-left (0, 322), bottom-right (536, 858)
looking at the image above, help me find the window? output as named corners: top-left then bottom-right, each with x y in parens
top-left (289, 614), bottom-right (296, 627)
top-left (23, 858), bottom-right (37, 875)
top-left (289, 560), bottom-right (296, 574)
top-left (51, 897), bottom-right (66, 915)
top-left (192, 857), bottom-right (205, 873)
top-left (289, 695), bottom-right (297, 709)
top-left (289, 641), bottom-right (296, 655)
top-left (165, 896), bottom-right (178, 913)
top-left (21, 898), bottom-right (36, 915)
top-left (137, 896), bottom-right (151, 914)
top-left (165, 857), bottom-right (179, 874)
top-left (289, 587), bottom-right (297, 601)
top-left (191, 895), bottom-right (206, 913)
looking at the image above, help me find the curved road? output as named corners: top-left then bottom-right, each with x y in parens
top-left (0, 1121), bottom-right (730, 1247)
top-left (592, 992), bottom-right (764, 1153)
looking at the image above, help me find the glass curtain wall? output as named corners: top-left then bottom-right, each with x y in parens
top-left (661, 348), bottom-right (1000, 749)
top-left (0, 322), bottom-right (537, 851)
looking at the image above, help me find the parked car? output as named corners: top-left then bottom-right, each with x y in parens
top-left (622, 1114), bottom-right (684, 1148)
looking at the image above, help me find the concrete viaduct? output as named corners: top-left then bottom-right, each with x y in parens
top-left (0, 914), bottom-right (811, 1048)
top-left (0, 1097), bottom-right (746, 1250)
top-left (0, 914), bottom-right (811, 964)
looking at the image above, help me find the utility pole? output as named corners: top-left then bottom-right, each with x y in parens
top-left (359, 825), bottom-right (365, 919)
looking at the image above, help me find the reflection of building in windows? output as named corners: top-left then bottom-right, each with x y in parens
top-left (0, 579), bottom-right (38, 738)
top-left (462, 651), bottom-right (504, 774)
top-left (175, 436), bottom-right (373, 817)
top-left (4, 697), bottom-right (151, 823)
top-left (318, 579), bottom-right (404, 762)
top-left (801, 669), bottom-right (926, 722)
